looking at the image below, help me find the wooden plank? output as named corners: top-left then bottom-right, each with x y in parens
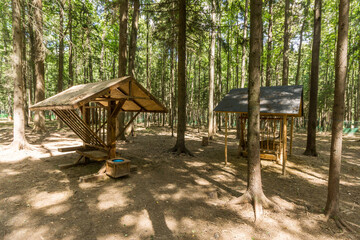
top-left (225, 113), bottom-right (228, 165)
top-left (282, 116), bottom-right (287, 175)
top-left (290, 117), bottom-right (294, 155)
top-left (79, 173), bottom-right (109, 183)
top-left (107, 101), bottom-right (117, 158)
top-left (76, 150), bottom-right (109, 161)
top-left (58, 145), bottom-right (85, 152)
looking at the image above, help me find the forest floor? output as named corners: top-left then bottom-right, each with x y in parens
top-left (0, 120), bottom-right (359, 240)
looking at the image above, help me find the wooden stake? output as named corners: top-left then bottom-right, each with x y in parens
top-left (282, 116), bottom-right (287, 175)
top-left (290, 117), bottom-right (294, 155)
top-left (225, 113), bottom-right (228, 165)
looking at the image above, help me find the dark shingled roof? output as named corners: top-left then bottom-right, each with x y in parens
top-left (214, 85), bottom-right (303, 116)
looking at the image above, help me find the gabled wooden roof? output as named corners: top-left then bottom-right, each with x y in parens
top-left (30, 76), bottom-right (168, 113)
top-left (214, 85), bottom-right (303, 116)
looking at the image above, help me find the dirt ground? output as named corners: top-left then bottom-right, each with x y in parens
top-left (0, 121), bottom-right (359, 240)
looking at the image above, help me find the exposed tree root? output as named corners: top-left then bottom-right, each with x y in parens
top-left (327, 215), bottom-right (355, 233)
top-left (169, 144), bottom-right (194, 156)
top-left (32, 126), bottom-right (48, 134)
top-left (303, 149), bottom-right (318, 157)
top-left (8, 140), bottom-right (34, 151)
top-left (227, 190), bottom-right (280, 222)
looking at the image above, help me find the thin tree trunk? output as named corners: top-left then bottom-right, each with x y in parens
top-left (208, 0), bottom-right (216, 139)
top-left (282, 0), bottom-right (290, 86)
top-left (325, 0), bottom-right (349, 227)
top-left (265, 0), bottom-right (273, 87)
top-left (10, 0), bottom-right (30, 149)
top-left (33, 0), bottom-right (46, 132)
top-left (68, 0), bottom-right (74, 86)
top-left (240, 0), bottom-right (248, 88)
top-left (217, 8), bottom-right (222, 131)
top-left (295, 0), bottom-right (310, 85)
top-left (304, 0), bottom-right (321, 157)
top-left (57, 0), bottom-right (65, 129)
top-left (145, 12), bottom-right (151, 128)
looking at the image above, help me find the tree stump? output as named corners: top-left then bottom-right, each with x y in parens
top-left (202, 136), bottom-right (209, 146)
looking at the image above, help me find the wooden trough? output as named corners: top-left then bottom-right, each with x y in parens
top-left (214, 85), bottom-right (303, 174)
top-left (30, 76), bottom-right (167, 175)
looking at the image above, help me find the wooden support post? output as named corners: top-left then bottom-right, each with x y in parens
top-left (107, 101), bottom-right (117, 158)
top-left (290, 117), bottom-right (294, 155)
top-left (225, 113), bottom-right (228, 165)
top-left (282, 116), bottom-right (287, 175)
top-left (116, 111), bottom-right (141, 140)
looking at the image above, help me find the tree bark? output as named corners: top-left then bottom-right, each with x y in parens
top-left (68, 0), bottom-right (74, 86)
top-left (282, 0), bottom-right (290, 86)
top-left (127, 0), bottom-right (139, 134)
top-left (265, 0), bottom-right (273, 87)
top-left (10, 0), bottom-right (30, 149)
top-left (57, 0), bottom-right (65, 129)
top-left (295, 0), bottom-right (310, 85)
top-left (128, 0), bottom-right (139, 78)
top-left (229, 0), bottom-right (274, 221)
top-left (171, 0), bottom-right (192, 155)
top-left (304, 0), bottom-right (321, 157)
top-left (325, 0), bottom-right (349, 227)
top-left (240, 0), bottom-right (249, 88)
top-left (117, 0), bottom-right (128, 140)
top-left (208, 0), bottom-right (216, 140)
top-left (33, 0), bottom-right (46, 132)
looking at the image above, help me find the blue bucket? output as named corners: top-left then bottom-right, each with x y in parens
top-left (112, 159), bottom-right (124, 163)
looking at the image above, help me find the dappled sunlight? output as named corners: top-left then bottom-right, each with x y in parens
top-left (119, 210), bottom-right (154, 236)
top-left (27, 190), bottom-right (72, 209)
top-left (0, 122), bottom-right (358, 239)
top-left (96, 186), bottom-right (132, 210)
top-left (3, 226), bottom-right (50, 240)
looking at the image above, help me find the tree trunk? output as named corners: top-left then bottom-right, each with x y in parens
top-left (325, 0), bottom-right (349, 226)
top-left (33, 0), bottom-right (46, 132)
top-left (229, 0), bottom-right (274, 221)
top-left (68, 0), bottom-right (74, 86)
top-left (282, 0), bottom-right (290, 86)
top-left (57, 0), bottom-right (65, 129)
top-left (128, 0), bottom-right (139, 78)
top-left (127, 0), bottom-right (139, 135)
top-left (304, 0), bottom-right (321, 157)
top-left (145, 12), bottom-right (151, 128)
top-left (10, 0), bottom-right (30, 149)
top-left (208, 0), bottom-right (216, 140)
top-left (217, 7), bottom-right (222, 131)
top-left (171, 0), bottom-right (192, 155)
top-left (295, 0), bottom-right (310, 86)
top-left (265, 0), bottom-right (273, 87)
top-left (240, 0), bottom-right (248, 88)
top-left (117, 0), bottom-right (128, 140)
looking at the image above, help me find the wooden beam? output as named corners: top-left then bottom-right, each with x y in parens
top-left (225, 113), bottom-right (228, 165)
top-left (282, 116), bottom-right (287, 175)
top-left (58, 145), bottom-right (84, 152)
top-left (116, 111), bottom-right (141, 140)
top-left (110, 99), bottom-right (126, 119)
top-left (290, 117), bottom-right (294, 155)
top-left (107, 101), bottom-right (117, 158)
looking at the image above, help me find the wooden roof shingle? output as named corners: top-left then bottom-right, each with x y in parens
top-left (30, 76), bottom-right (167, 113)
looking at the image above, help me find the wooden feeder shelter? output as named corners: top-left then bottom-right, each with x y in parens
top-left (30, 76), bottom-right (167, 164)
top-left (214, 85), bottom-right (303, 171)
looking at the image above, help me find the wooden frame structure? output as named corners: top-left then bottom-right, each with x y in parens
top-left (214, 85), bottom-right (303, 172)
top-left (30, 76), bottom-right (167, 163)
